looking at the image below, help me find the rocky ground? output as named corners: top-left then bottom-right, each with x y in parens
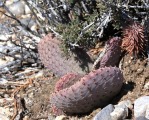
top-left (1, 46), bottom-right (149, 120)
top-left (12, 54), bottom-right (149, 120)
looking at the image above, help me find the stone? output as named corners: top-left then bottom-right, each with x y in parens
top-left (0, 107), bottom-right (13, 120)
top-left (23, 116), bottom-right (30, 120)
top-left (94, 104), bottom-right (114, 120)
top-left (144, 82), bottom-right (149, 90)
top-left (134, 96), bottom-right (149, 119)
top-left (0, 59), bottom-right (7, 66)
top-left (136, 116), bottom-right (149, 120)
top-left (137, 68), bottom-right (144, 74)
top-left (117, 100), bottom-right (133, 109)
top-left (55, 115), bottom-right (68, 120)
top-left (0, 78), bottom-right (8, 84)
top-left (25, 4), bottom-right (31, 14)
top-left (110, 106), bottom-right (128, 120)
top-left (8, 1), bottom-right (25, 16)
top-left (20, 18), bottom-right (36, 28)
top-left (0, 35), bottom-right (11, 41)
top-left (110, 100), bottom-right (132, 120)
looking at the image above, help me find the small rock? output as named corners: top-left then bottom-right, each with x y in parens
top-left (136, 116), bottom-right (149, 120)
top-left (5, 56), bottom-right (14, 62)
top-left (20, 18), bottom-right (36, 28)
top-left (110, 100), bottom-right (131, 120)
top-left (55, 115), bottom-right (68, 120)
top-left (8, 1), bottom-right (25, 16)
top-left (4, 94), bottom-right (9, 98)
top-left (94, 104), bottom-right (114, 120)
top-left (28, 92), bottom-right (34, 98)
top-left (34, 71), bottom-right (44, 78)
top-left (7, 41), bottom-right (15, 47)
top-left (31, 24), bottom-right (39, 32)
top-left (0, 59), bottom-right (7, 66)
top-left (23, 116), bottom-right (30, 120)
top-left (0, 78), bottom-right (8, 84)
top-left (25, 4), bottom-right (31, 14)
top-left (0, 34), bottom-right (11, 41)
top-left (0, 41), bottom-right (6, 45)
top-left (0, 98), bottom-right (13, 103)
top-left (145, 105), bottom-right (149, 118)
top-left (5, 0), bottom-right (18, 6)
top-left (0, 113), bottom-right (9, 120)
top-left (0, 107), bottom-right (13, 119)
top-left (31, 63), bottom-right (38, 67)
top-left (137, 68), bottom-right (144, 74)
top-left (134, 96), bottom-right (149, 119)
top-left (117, 100), bottom-right (133, 109)
top-left (48, 115), bottom-right (56, 120)
top-left (144, 82), bottom-right (149, 90)
top-left (110, 107), bottom-right (127, 120)
top-left (27, 58), bottom-right (35, 63)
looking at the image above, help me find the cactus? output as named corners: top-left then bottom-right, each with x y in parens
top-left (100, 37), bottom-right (122, 67)
top-left (122, 22), bottom-right (147, 57)
top-left (55, 73), bottom-right (83, 91)
top-left (52, 73), bottom-right (84, 115)
top-left (38, 33), bottom-right (93, 77)
top-left (50, 67), bottom-right (123, 114)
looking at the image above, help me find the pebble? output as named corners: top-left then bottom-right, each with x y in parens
top-left (8, 1), bottom-right (25, 16)
top-left (0, 78), bottom-right (8, 84)
top-left (136, 68), bottom-right (144, 74)
top-left (7, 41), bottom-right (15, 47)
top-left (0, 107), bottom-right (13, 120)
top-left (4, 94), bottom-right (9, 98)
top-left (55, 115), bottom-right (68, 120)
top-left (94, 104), bottom-right (114, 120)
top-left (23, 116), bottom-right (30, 120)
top-left (117, 100), bottom-right (133, 109)
top-left (5, 56), bottom-right (14, 62)
top-left (25, 4), bottom-right (31, 14)
top-left (136, 116), bottom-right (149, 120)
top-left (48, 115), bottom-right (56, 120)
top-left (20, 18), bottom-right (36, 28)
top-left (134, 96), bottom-right (149, 119)
top-left (144, 82), bottom-right (149, 90)
top-left (0, 34), bottom-right (11, 41)
top-left (0, 59), bottom-right (7, 66)
top-left (28, 92), bottom-right (34, 98)
top-left (110, 100), bottom-right (132, 120)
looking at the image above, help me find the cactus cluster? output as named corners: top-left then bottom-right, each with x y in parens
top-left (38, 33), bottom-right (125, 115)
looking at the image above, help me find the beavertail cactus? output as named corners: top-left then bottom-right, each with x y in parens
top-left (50, 67), bottom-right (123, 114)
top-left (55, 73), bottom-right (83, 91)
top-left (100, 37), bottom-right (122, 67)
top-left (38, 33), bottom-right (93, 77)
